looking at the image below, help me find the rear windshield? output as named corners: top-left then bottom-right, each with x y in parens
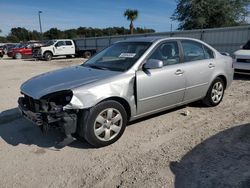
top-left (243, 40), bottom-right (250, 50)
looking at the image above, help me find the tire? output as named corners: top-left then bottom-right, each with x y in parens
top-left (202, 77), bottom-right (225, 107)
top-left (83, 51), bottom-right (91, 59)
top-left (79, 100), bottom-right (127, 147)
top-left (44, 52), bottom-right (52, 61)
top-left (15, 53), bottom-right (22, 59)
top-left (66, 55), bottom-right (72, 58)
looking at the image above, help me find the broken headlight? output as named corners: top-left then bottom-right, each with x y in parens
top-left (41, 90), bottom-right (73, 107)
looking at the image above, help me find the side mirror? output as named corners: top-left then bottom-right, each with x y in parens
top-left (143, 59), bottom-right (163, 69)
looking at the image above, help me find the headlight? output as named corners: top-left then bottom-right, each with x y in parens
top-left (41, 90), bottom-right (73, 106)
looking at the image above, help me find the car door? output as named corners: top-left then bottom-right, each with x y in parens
top-left (64, 40), bottom-right (75, 55)
top-left (24, 44), bottom-right (33, 56)
top-left (136, 41), bottom-right (186, 115)
top-left (180, 40), bottom-right (216, 102)
top-left (54, 41), bottom-right (66, 55)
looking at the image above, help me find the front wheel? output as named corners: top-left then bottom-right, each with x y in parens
top-left (15, 53), bottom-right (22, 59)
top-left (202, 77), bottom-right (225, 107)
top-left (79, 100), bottom-right (127, 147)
top-left (44, 52), bottom-right (52, 61)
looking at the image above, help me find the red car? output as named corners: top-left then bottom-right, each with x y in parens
top-left (7, 43), bottom-right (23, 58)
top-left (0, 45), bottom-right (5, 58)
top-left (8, 42), bottom-right (43, 59)
top-left (11, 44), bottom-right (33, 59)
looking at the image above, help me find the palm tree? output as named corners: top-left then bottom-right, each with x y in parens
top-left (124, 9), bottom-right (139, 34)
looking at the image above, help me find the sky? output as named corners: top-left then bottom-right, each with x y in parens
top-left (0, 0), bottom-right (178, 36)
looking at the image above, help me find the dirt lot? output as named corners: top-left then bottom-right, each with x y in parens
top-left (0, 57), bottom-right (250, 188)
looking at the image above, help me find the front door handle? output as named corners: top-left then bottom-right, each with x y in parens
top-left (175, 69), bottom-right (184, 75)
top-left (208, 63), bottom-right (215, 68)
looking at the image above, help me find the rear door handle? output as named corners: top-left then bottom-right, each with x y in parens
top-left (175, 69), bottom-right (184, 75)
top-left (208, 63), bottom-right (215, 68)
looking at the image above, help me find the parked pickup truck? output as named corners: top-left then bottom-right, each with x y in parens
top-left (33, 39), bottom-right (96, 61)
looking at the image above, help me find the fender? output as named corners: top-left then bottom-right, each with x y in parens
top-left (43, 50), bottom-right (54, 57)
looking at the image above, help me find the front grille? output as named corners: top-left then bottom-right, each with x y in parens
top-left (32, 49), bottom-right (41, 56)
top-left (235, 69), bottom-right (250, 74)
top-left (236, 59), bottom-right (250, 63)
top-left (24, 95), bottom-right (40, 112)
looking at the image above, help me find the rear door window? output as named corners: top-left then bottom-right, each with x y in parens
top-left (243, 40), bottom-right (250, 50)
top-left (181, 40), bottom-right (206, 62)
top-left (203, 45), bottom-right (214, 59)
top-left (65, 41), bottom-right (73, 46)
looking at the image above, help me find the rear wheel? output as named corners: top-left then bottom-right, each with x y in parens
top-left (83, 51), bottom-right (91, 59)
top-left (79, 100), bottom-right (127, 147)
top-left (44, 52), bottom-right (52, 61)
top-left (202, 77), bottom-right (225, 107)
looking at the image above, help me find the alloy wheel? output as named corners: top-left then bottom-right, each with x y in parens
top-left (94, 108), bottom-right (123, 141)
top-left (211, 82), bottom-right (224, 103)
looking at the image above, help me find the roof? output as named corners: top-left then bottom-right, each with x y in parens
top-left (124, 36), bottom-right (165, 43)
top-left (123, 36), bottom-right (204, 43)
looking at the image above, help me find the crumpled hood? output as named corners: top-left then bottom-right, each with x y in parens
top-left (21, 65), bottom-right (120, 99)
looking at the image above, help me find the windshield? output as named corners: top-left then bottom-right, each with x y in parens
top-left (82, 42), bottom-right (151, 72)
top-left (45, 40), bottom-right (55, 46)
top-left (243, 40), bottom-right (250, 50)
top-left (14, 44), bottom-right (23, 48)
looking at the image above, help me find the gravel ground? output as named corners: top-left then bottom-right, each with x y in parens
top-left (0, 57), bottom-right (84, 112)
top-left (0, 57), bottom-right (250, 188)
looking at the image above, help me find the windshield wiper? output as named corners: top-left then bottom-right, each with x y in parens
top-left (86, 65), bottom-right (109, 70)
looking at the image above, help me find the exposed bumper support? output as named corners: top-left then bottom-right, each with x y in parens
top-left (18, 97), bottom-right (44, 127)
top-left (18, 97), bottom-right (77, 137)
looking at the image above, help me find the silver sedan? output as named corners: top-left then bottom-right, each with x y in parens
top-left (18, 37), bottom-right (234, 147)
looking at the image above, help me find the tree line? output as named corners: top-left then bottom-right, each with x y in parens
top-left (0, 0), bottom-right (249, 43)
top-left (172, 0), bottom-right (250, 30)
top-left (0, 26), bottom-right (155, 43)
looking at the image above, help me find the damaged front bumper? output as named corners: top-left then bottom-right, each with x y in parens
top-left (18, 96), bottom-right (77, 135)
top-left (18, 97), bottom-right (43, 126)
